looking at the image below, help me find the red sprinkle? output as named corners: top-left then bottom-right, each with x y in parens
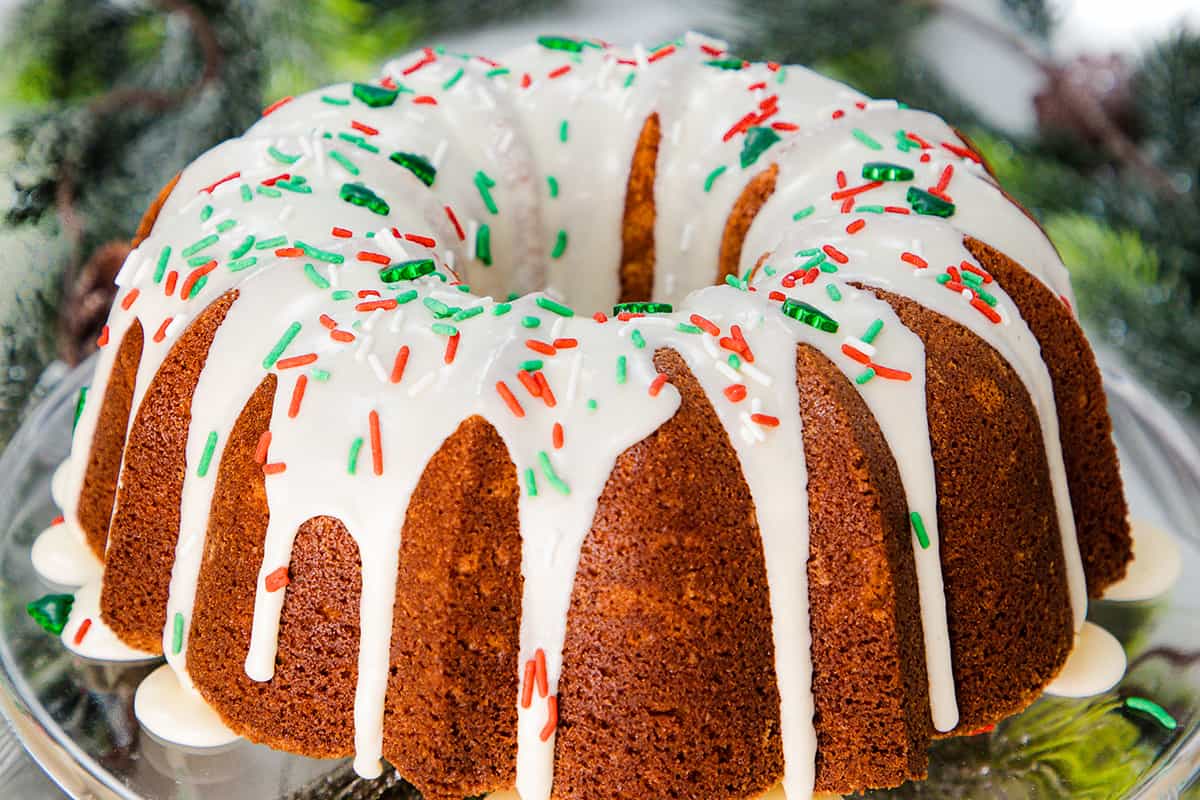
top-left (444, 205), bottom-right (466, 241)
top-left (971, 297), bottom-right (1002, 323)
top-left (261, 173), bottom-right (290, 186)
top-left (261, 96), bottom-right (294, 116)
top-left (356, 299), bottom-right (399, 312)
top-left (356, 250), bottom-right (390, 265)
top-left (941, 141), bottom-right (982, 163)
top-left (73, 618), bottom-right (92, 646)
top-left (201, 171), bottom-right (241, 194)
top-left (885, 205), bottom-right (911, 215)
top-left (275, 247), bottom-right (304, 257)
top-left (120, 288), bottom-right (140, 311)
top-left (768, 290), bottom-right (786, 302)
top-left (403, 233), bottom-right (436, 248)
top-left (552, 422), bottom-right (564, 449)
top-left (901, 251), bottom-right (928, 269)
top-left (164, 271), bottom-right (178, 295)
top-left (870, 364), bottom-right (913, 381)
top-left (540, 696), bottom-right (558, 742)
top-left (412, 95), bottom-right (437, 105)
top-left (592, 311), bottom-right (608, 323)
top-left (830, 181), bottom-right (883, 201)
top-left (369, 410), bottom-right (383, 476)
top-left (444, 332), bottom-right (460, 364)
top-left (822, 244), bottom-right (849, 264)
top-left (521, 660), bottom-right (536, 708)
top-left (402, 48), bottom-right (436, 75)
top-left (520, 73), bottom-right (532, 89)
top-left (50, 515), bottom-right (64, 526)
top-left (534, 649), bottom-right (549, 698)
top-left (689, 313), bottom-right (720, 336)
top-left (152, 318), bottom-right (172, 343)
top-left (526, 339), bottom-right (556, 356)
top-left (750, 413), bottom-right (780, 427)
top-left (331, 226), bottom-right (353, 238)
top-left (319, 314), bottom-right (338, 330)
top-left (179, 260), bottom-right (217, 299)
top-left (96, 325), bottom-right (110, 347)
top-left (390, 346), bottom-right (410, 384)
top-left (724, 384), bottom-right (748, 403)
top-left (648, 44), bottom-right (676, 62)
top-left (496, 381), bottom-right (525, 418)
top-left (548, 65), bottom-right (572, 79)
top-left (264, 567), bottom-right (290, 592)
top-left (961, 261), bottom-right (993, 283)
top-left (836, 170), bottom-right (848, 189)
top-left (535, 372), bottom-right (557, 408)
top-left (846, 219), bottom-right (866, 234)
top-left (263, 462), bottom-right (287, 475)
top-left (832, 109), bottom-right (845, 120)
top-left (841, 344), bottom-right (871, 364)
top-left (648, 373), bottom-right (669, 397)
top-left (277, 353), bottom-right (318, 369)
top-left (254, 431), bottom-right (272, 464)
top-left (553, 338), bottom-right (578, 349)
top-left (351, 120), bottom-right (379, 136)
top-left (331, 330), bottom-right (356, 343)
top-left (517, 370), bottom-right (542, 398)
top-left (288, 374), bottom-right (307, 418)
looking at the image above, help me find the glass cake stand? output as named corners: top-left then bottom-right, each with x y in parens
top-left (0, 355), bottom-right (1198, 800)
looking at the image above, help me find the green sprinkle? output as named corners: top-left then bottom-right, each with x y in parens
top-left (196, 431), bottom-right (218, 476)
top-left (389, 151), bottom-right (436, 187)
top-left (443, 68), bottom-right (465, 90)
top-left (188, 275), bottom-right (208, 298)
top-left (338, 132), bottom-right (380, 154)
top-left (199, 204), bottom-right (213, 222)
top-left (331, 290), bottom-right (354, 300)
top-left (537, 35), bottom-right (584, 53)
top-left (431, 322), bottom-right (458, 336)
top-left (895, 129), bottom-right (918, 152)
top-left (705, 58), bottom-right (746, 70)
top-left (725, 274), bottom-right (747, 290)
top-left (551, 229), bottom-right (568, 259)
top-left (187, 254), bottom-right (215, 267)
top-left (240, 184), bottom-right (253, 202)
top-left (740, 126), bottom-right (782, 168)
top-left (612, 301), bottom-right (673, 316)
top-left (781, 299), bottom-right (839, 333)
top-left (960, 270), bottom-right (983, 288)
top-left (520, 315), bottom-right (540, 328)
top-left (856, 367), bottom-right (877, 384)
top-left (851, 128), bottom-right (883, 150)
top-left (296, 241), bottom-right (344, 263)
top-left (352, 82), bottom-right (400, 108)
top-left (153, 246), bottom-right (171, 283)
top-left (862, 318), bottom-right (884, 344)
top-left (538, 451), bottom-right (570, 495)
top-left (856, 204), bottom-right (886, 213)
top-left (587, 398), bottom-right (598, 410)
top-left (171, 612), bottom-right (185, 654)
top-left (255, 235), bottom-right (288, 250)
top-left (181, 233), bottom-right (219, 258)
top-left (616, 355), bottom-right (627, 384)
top-left (623, 72), bottom-right (636, 88)
top-left (27, 594), bottom-right (74, 635)
top-left (492, 302), bottom-right (513, 316)
top-left (524, 467), bottom-right (538, 497)
top-left (728, 353), bottom-right (742, 369)
top-left (394, 289), bottom-right (419, 305)
top-left (799, 252), bottom-right (827, 270)
top-left (862, 161), bottom-right (914, 182)
top-left (1124, 697), bottom-right (1178, 731)
top-left (380, 258), bottom-right (436, 283)
top-left (267, 145), bottom-right (301, 165)
top-left (907, 187), bottom-right (955, 217)
top-left (476, 223), bottom-right (492, 265)
top-left (704, 165), bottom-right (727, 192)
top-left (423, 298), bottom-right (453, 318)
top-left (910, 511), bottom-right (930, 549)
top-left (227, 256), bottom-right (257, 272)
top-left (321, 95), bottom-right (350, 106)
top-left (304, 263), bottom-right (330, 289)
top-left (826, 284), bottom-right (842, 302)
top-left (536, 296), bottom-right (574, 317)
top-left (330, 150), bottom-right (360, 176)
top-left (340, 182), bottom-right (390, 215)
top-left (936, 273), bottom-right (952, 285)
top-left (547, 176), bottom-right (559, 198)
top-left (453, 306), bottom-right (484, 322)
top-left (310, 368), bottom-right (331, 382)
top-left (486, 67), bottom-right (511, 78)
top-left (256, 185), bottom-right (282, 198)
top-left (630, 329), bottom-right (646, 349)
top-left (506, 292), bottom-right (521, 301)
top-left (230, 235), bottom-right (255, 259)
top-left (216, 219), bottom-right (236, 233)
top-left (75, 386), bottom-right (89, 432)
top-left (521, 359), bottom-right (544, 372)
top-left (348, 437), bottom-right (364, 475)
top-left (559, 119), bottom-right (569, 142)
top-left (474, 170), bottom-right (498, 214)
top-left (677, 323), bottom-right (703, 334)
top-left (263, 322), bottom-right (302, 369)
top-left (974, 287), bottom-right (998, 306)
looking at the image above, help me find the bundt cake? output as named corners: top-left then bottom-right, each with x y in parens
top-left (31, 32), bottom-right (1134, 800)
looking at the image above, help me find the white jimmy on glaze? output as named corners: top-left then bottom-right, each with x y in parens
top-left (31, 31), bottom-right (1137, 800)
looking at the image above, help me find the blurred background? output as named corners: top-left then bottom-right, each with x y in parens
top-left (0, 0), bottom-right (1198, 449)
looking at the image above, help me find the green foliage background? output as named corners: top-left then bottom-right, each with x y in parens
top-left (1, 0), bottom-right (1199, 448)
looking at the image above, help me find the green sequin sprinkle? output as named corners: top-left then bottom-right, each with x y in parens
top-left (862, 161), bottom-right (914, 182)
top-left (340, 182), bottom-right (390, 216)
top-left (389, 151), bottom-right (436, 187)
top-left (27, 594), bottom-right (74, 635)
top-left (910, 511), bottom-right (930, 549)
top-left (537, 35), bottom-right (584, 53)
top-left (740, 126), bottom-right (781, 168)
top-left (907, 187), bottom-right (955, 217)
top-left (781, 299), bottom-right (839, 333)
top-left (380, 259), bottom-right (436, 283)
top-left (587, 398), bottom-right (598, 410)
top-left (352, 82), bottom-right (400, 107)
top-left (612, 301), bottom-right (673, 316)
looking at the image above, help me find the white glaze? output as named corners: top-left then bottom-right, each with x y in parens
top-left (61, 582), bottom-right (157, 662)
top-left (1101, 518), bottom-right (1181, 602)
top-left (35, 32), bottom-right (1116, 799)
top-left (31, 521), bottom-right (102, 587)
top-left (135, 664), bottom-right (240, 748)
top-left (1043, 621), bottom-right (1127, 698)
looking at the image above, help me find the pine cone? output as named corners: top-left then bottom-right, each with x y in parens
top-left (58, 240), bottom-right (130, 366)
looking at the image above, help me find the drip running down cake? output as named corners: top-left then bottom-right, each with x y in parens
top-left (32, 31), bottom-right (1135, 800)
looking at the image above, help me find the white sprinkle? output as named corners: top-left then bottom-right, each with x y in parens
top-left (279, 205), bottom-right (295, 222)
top-left (739, 425), bottom-right (757, 445)
top-left (408, 371), bottom-right (436, 397)
top-left (633, 43), bottom-right (649, 70)
top-left (114, 251), bottom-right (141, 288)
top-left (363, 308), bottom-right (384, 331)
top-left (467, 220), bottom-right (479, 260)
top-left (679, 222), bottom-right (694, 253)
top-left (164, 314), bottom-right (189, 339)
top-left (355, 334), bottom-right (374, 362)
top-left (750, 397), bottom-right (763, 413)
top-left (701, 333), bottom-right (721, 359)
top-left (843, 336), bottom-right (877, 358)
top-left (597, 55), bottom-right (616, 87)
top-left (432, 139), bottom-right (448, 168)
top-left (551, 316), bottom-right (567, 339)
top-left (328, 263), bottom-right (340, 289)
top-left (368, 353), bottom-right (388, 383)
top-left (377, 232), bottom-right (410, 261)
top-left (476, 86), bottom-right (497, 111)
top-left (498, 129), bottom-right (514, 153)
top-left (741, 362), bottom-right (772, 387)
top-left (388, 309), bottom-right (406, 333)
top-left (565, 352), bottom-right (583, 406)
top-left (714, 361), bottom-right (741, 383)
top-left (443, 249), bottom-right (456, 271)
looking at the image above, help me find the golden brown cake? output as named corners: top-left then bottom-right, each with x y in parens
top-left (34, 32), bottom-right (1132, 800)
